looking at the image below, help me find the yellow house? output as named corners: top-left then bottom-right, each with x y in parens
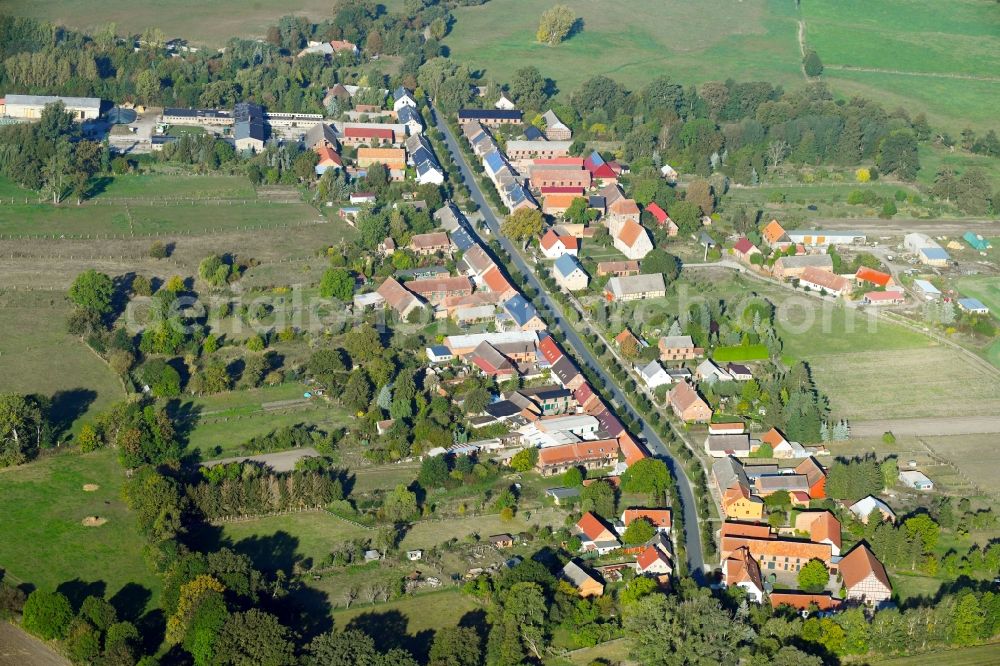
top-left (723, 485), bottom-right (765, 521)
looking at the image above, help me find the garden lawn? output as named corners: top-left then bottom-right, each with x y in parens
top-left (955, 276), bottom-right (1000, 322)
top-left (0, 450), bottom-right (161, 608)
top-left (0, 291), bottom-right (123, 436)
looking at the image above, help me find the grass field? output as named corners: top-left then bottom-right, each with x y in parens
top-left (920, 433), bottom-right (1000, 494)
top-left (446, 0), bottom-right (802, 96)
top-left (0, 291), bottom-right (123, 435)
top-left (955, 276), bottom-right (1000, 321)
top-left (184, 386), bottom-right (352, 460)
top-left (400, 508), bottom-right (565, 550)
top-left (802, 0), bottom-right (1000, 133)
top-left (192, 512), bottom-right (373, 572)
top-left (0, 200), bottom-right (320, 237)
top-left (446, 0), bottom-right (998, 134)
top-left (0, 450), bottom-right (161, 610)
top-left (0, 175), bottom-right (35, 200)
top-left (94, 174), bottom-right (257, 200)
top-left (330, 588), bottom-right (481, 644)
top-left (5, 0), bottom-right (356, 45)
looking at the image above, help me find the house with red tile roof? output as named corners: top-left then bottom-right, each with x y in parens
top-left (645, 202), bottom-right (678, 236)
top-left (584, 151), bottom-right (618, 183)
top-left (596, 260), bottom-right (640, 277)
top-left (769, 592), bottom-right (843, 612)
top-left (376, 277), bottom-right (424, 318)
top-left (573, 382), bottom-right (601, 412)
top-left (622, 508), bottom-right (671, 532)
top-left (575, 512), bottom-right (621, 554)
top-left (537, 440), bottom-right (619, 477)
top-left (839, 543), bottom-right (891, 606)
top-left (406, 275), bottom-right (473, 305)
top-left (540, 229), bottom-right (580, 259)
top-left (732, 236), bottom-right (761, 263)
top-left (613, 219), bottom-right (654, 260)
top-left (667, 382), bottom-right (712, 422)
top-left (636, 544), bottom-right (673, 577)
top-left (798, 266), bottom-right (851, 297)
top-left (863, 290), bottom-right (905, 305)
top-left (724, 546), bottom-right (764, 602)
top-left (855, 266), bottom-right (895, 289)
top-left (617, 433), bottom-right (650, 467)
top-left (342, 126), bottom-right (395, 146)
top-left (720, 521), bottom-right (834, 573)
top-left (314, 145), bottom-right (343, 174)
top-left (794, 457), bottom-right (827, 499)
top-left (794, 511), bottom-right (842, 556)
top-left (537, 334), bottom-right (564, 365)
top-left (615, 328), bottom-right (641, 350)
top-left (481, 265), bottom-right (518, 301)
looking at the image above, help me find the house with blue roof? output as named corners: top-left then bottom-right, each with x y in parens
top-left (957, 297), bottom-right (989, 315)
top-left (553, 254), bottom-right (589, 292)
top-left (393, 86), bottom-right (417, 112)
top-left (499, 294), bottom-right (547, 332)
top-left (450, 226), bottom-right (476, 253)
top-left (484, 150), bottom-right (507, 178)
top-left (397, 105), bottom-right (423, 134)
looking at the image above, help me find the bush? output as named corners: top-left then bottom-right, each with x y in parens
top-left (140, 358), bottom-right (182, 397)
top-left (22, 590), bottom-right (73, 640)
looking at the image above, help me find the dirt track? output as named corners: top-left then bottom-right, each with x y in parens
top-left (200, 446), bottom-right (321, 472)
top-left (0, 623), bottom-right (68, 666)
top-left (852, 416), bottom-right (1000, 438)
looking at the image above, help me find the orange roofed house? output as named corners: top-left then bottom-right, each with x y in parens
top-left (575, 512), bottom-right (621, 554)
top-left (762, 220), bottom-right (789, 248)
top-left (839, 543), bottom-right (892, 606)
top-left (636, 544), bottom-right (673, 580)
top-left (667, 382), bottom-right (712, 423)
top-left (561, 560), bottom-right (605, 597)
top-left (855, 266), bottom-right (896, 289)
top-left (720, 521), bottom-right (834, 574)
top-left (769, 592), bottom-right (843, 612)
top-left (622, 508), bottom-right (671, 533)
top-left (794, 511), bottom-right (842, 556)
top-left (536, 440), bottom-right (619, 477)
top-left (795, 456), bottom-right (827, 499)
top-left (798, 266), bottom-right (851, 297)
top-left (356, 147), bottom-right (406, 171)
top-left (724, 546), bottom-right (764, 602)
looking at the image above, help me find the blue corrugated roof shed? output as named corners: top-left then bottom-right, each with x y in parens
top-left (920, 247), bottom-right (950, 261)
top-left (958, 297), bottom-right (988, 312)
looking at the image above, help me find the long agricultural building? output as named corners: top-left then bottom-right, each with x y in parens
top-left (1, 94), bottom-right (101, 121)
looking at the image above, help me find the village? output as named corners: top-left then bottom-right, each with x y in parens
top-left (0, 17), bottom-right (998, 664)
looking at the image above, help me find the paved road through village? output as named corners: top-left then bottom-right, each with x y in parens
top-left (431, 107), bottom-right (708, 578)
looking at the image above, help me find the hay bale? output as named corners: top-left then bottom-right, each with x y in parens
top-left (82, 484), bottom-right (100, 492)
top-left (82, 516), bottom-right (107, 527)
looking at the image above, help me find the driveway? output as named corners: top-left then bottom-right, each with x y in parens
top-left (201, 447), bottom-right (321, 472)
top-left (0, 623), bottom-right (68, 666)
top-left (431, 107), bottom-right (707, 577)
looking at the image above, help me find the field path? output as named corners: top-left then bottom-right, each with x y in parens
top-left (852, 416), bottom-right (1000, 438)
top-left (0, 622), bottom-right (68, 666)
top-left (823, 65), bottom-right (1000, 83)
top-left (797, 20), bottom-right (809, 80)
top-left (201, 447), bottom-right (320, 472)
